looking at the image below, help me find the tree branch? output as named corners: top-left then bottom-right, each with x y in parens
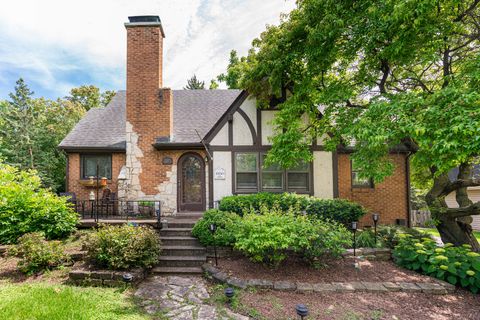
top-left (454, 0), bottom-right (480, 22)
top-left (441, 178), bottom-right (480, 196)
top-left (379, 59), bottom-right (390, 94)
top-left (446, 201), bottom-right (480, 218)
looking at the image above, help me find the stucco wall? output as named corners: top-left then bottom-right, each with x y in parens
top-left (313, 151), bottom-right (334, 199)
top-left (261, 110), bottom-right (277, 145)
top-left (212, 151), bottom-right (232, 202)
top-left (210, 123), bottom-right (228, 146)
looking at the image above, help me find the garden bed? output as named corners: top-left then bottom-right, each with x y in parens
top-left (211, 255), bottom-right (439, 284)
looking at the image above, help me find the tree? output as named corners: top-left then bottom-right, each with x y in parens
top-left (0, 79), bottom-right (84, 191)
top-left (66, 85), bottom-right (115, 110)
top-left (209, 79), bottom-right (219, 90)
top-left (184, 74), bottom-right (205, 90)
top-left (217, 50), bottom-right (247, 89)
top-left (226, 1), bottom-right (480, 250)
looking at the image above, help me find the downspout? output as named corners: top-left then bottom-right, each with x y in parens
top-left (406, 152), bottom-right (413, 227)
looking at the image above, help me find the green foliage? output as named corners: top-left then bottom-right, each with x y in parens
top-left (217, 50), bottom-right (247, 89)
top-left (184, 74), bottom-right (205, 90)
top-left (209, 79), bottom-right (219, 90)
top-left (393, 236), bottom-right (480, 293)
top-left (66, 85), bottom-right (115, 111)
top-left (218, 192), bottom-right (366, 225)
top-left (0, 163), bottom-right (78, 244)
top-left (84, 224), bottom-right (161, 270)
top-left (357, 225), bottom-right (432, 249)
top-left (356, 230), bottom-right (378, 248)
top-left (8, 232), bottom-right (69, 274)
top-left (233, 208), bottom-right (350, 268)
top-left (191, 209), bottom-right (240, 247)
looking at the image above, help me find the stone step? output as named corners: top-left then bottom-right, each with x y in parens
top-left (162, 245), bottom-right (206, 256)
top-left (175, 212), bottom-right (204, 220)
top-left (157, 255), bottom-right (206, 267)
top-left (151, 266), bottom-right (203, 275)
top-left (166, 220), bottom-right (197, 229)
top-left (160, 236), bottom-right (200, 246)
top-left (159, 228), bottom-right (193, 237)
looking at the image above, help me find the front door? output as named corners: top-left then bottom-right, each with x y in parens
top-left (178, 153), bottom-right (206, 211)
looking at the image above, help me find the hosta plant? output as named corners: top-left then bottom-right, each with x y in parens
top-left (393, 235), bottom-right (480, 293)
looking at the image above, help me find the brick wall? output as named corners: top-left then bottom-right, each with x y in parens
top-left (337, 153), bottom-right (409, 226)
top-left (67, 153), bottom-right (126, 200)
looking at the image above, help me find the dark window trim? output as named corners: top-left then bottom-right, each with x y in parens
top-left (350, 160), bottom-right (374, 189)
top-left (80, 153), bottom-right (113, 180)
top-left (233, 152), bottom-right (259, 193)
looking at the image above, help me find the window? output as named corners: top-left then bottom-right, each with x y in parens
top-left (235, 153), bottom-right (258, 190)
top-left (234, 152), bottom-right (311, 193)
top-left (261, 155), bottom-right (283, 190)
top-left (351, 160), bottom-right (373, 188)
top-left (81, 154), bottom-right (112, 179)
top-left (287, 161), bottom-right (309, 191)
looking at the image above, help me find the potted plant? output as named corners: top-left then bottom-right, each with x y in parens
top-left (138, 201), bottom-right (155, 217)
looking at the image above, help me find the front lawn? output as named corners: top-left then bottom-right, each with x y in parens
top-left (416, 227), bottom-right (480, 242)
top-left (0, 283), bottom-right (150, 320)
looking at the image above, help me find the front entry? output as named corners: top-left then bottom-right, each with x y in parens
top-left (177, 153), bottom-right (206, 212)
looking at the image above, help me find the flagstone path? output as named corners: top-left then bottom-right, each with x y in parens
top-left (134, 275), bottom-right (249, 320)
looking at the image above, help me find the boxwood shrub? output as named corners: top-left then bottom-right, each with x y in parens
top-left (191, 209), bottom-right (241, 247)
top-left (84, 224), bottom-right (161, 270)
top-left (393, 235), bottom-right (480, 293)
top-left (218, 192), bottom-right (366, 225)
top-left (0, 163), bottom-right (78, 244)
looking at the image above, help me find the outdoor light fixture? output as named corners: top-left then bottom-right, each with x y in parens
top-left (210, 223), bottom-right (218, 266)
top-left (351, 221), bottom-right (358, 266)
top-left (372, 213), bottom-right (380, 245)
top-left (295, 304), bottom-right (309, 320)
top-left (224, 287), bottom-right (235, 304)
top-left (122, 273), bottom-right (133, 289)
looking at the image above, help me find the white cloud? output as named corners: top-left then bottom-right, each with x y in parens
top-left (0, 0), bottom-right (295, 97)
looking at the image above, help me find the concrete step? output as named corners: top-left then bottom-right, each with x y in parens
top-left (175, 212), bottom-right (204, 220)
top-left (157, 255), bottom-right (206, 267)
top-left (162, 245), bottom-right (206, 256)
top-left (166, 220), bottom-right (197, 228)
top-left (152, 266), bottom-right (203, 275)
top-left (160, 236), bottom-right (200, 246)
top-left (159, 228), bottom-right (193, 237)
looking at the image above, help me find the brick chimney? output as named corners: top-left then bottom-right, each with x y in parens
top-left (125, 15), bottom-right (172, 139)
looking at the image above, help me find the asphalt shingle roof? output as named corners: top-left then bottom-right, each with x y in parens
top-left (59, 89), bottom-right (242, 150)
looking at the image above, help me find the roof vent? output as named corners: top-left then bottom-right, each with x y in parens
top-left (128, 16), bottom-right (161, 23)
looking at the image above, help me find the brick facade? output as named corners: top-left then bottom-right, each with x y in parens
top-left (337, 153), bottom-right (409, 226)
top-left (66, 152), bottom-right (126, 200)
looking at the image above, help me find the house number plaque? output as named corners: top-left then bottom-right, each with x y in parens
top-left (214, 168), bottom-right (226, 180)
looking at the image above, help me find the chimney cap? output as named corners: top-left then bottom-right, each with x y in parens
top-left (128, 15), bottom-right (161, 23)
top-left (125, 15), bottom-right (165, 37)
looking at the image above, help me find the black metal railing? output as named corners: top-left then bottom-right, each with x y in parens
top-left (69, 200), bottom-right (162, 228)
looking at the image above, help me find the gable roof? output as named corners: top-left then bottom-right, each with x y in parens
top-left (59, 89), bottom-right (243, 151)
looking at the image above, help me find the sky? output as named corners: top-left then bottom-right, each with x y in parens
top-left (0, 0), bottom-right (295, 100)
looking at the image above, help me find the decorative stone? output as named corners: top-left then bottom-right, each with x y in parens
top-left (246, 279), bottom-right (274, 289)
top-left (162, 156), bottom-right (173, 165)
top-left (274, 281), bottom-right (297, 291)
top-left (350, 282), bottom-right (367, 291)
top-left (202, 263), bottom-right (219, 274)
top-left (226, 277), bottom-right (248, 289)
top-left (103, 280), bottom-right (124, 287)
top-left (91, 271), bottom-right (113, 280)
top-left (383, 282), bottom-right (401, 292)
top-left (416, 282), bottom-right (447, 294)
top-left (332, 282), bottom-right (355, 292)
top-left (361, 282), bottom-right (388, 292)
top-left (399, 282), bottom-right (422, 292)
top-left (296, 282), bottom-right (314, 292)
top-left (435, 280), bottom-right (456, 293)
top-left (212, 271), bottom-right (229, 283)
top-left (69, 270), bottom-right (89, 280)
top-left (198, 305), bottom-right (217, 319)
top-left (312, 283), bottom-right (336, 292)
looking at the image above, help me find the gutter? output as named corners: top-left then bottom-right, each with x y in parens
top-left (152, 142), bottom-right (204, 150)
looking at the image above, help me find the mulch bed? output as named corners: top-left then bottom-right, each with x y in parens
top-left (238, 290), bottom-right (480, 320)
top-left (213, 255), bottom-right (437, 283)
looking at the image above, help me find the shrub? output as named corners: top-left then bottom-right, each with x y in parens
top-left (356, 230), bottom-right (378, 248)
top-left (9, 232), bottom-right (69, 274)
top-left (191, 209), bottom-right (240, 247)
top-left (84, 224), bottom-right (161, 270)
top-left (0, 164), bottom-right (78, 244)
top-left (377, 225), bottom-right (431, 249)
top-left (233, 207), bottom-right (350, 268)
top-left (218, 193), bottom-right (366, 225)
top-left (393, 236), bottom-right (480, 293)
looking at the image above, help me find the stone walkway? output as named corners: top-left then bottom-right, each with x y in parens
top-left (134, 275), bottom-right (249, 320)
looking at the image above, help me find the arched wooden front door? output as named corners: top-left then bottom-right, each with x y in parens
top-left (177, 153), bottom-right (206, 212)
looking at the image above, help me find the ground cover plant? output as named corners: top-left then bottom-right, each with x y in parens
top-left (393, 235), bottom-right (480, 293)
top-left (356, 225), bottom-right (432, 249)
top-left (84, 224), bottom-right (161, 270)
top-left (0, 163), bottom-right (78, 244)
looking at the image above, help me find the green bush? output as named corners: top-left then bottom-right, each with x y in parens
top-left (0, 163), bottom-right (78, 244)
top-left (233, 207), bottom-right (350, 268)
top-left (84, 224), bottom-right (161, 270)
top-left (355, 225), bottom-right (431, 249)
top-left (393, 236), bottom-right (480, 293)
top-left (218, 193), bottom-right (366, 225)
top-left (9, 232), bottom-right (69, 274)
top-left (191, 209), bottom-right (240, 247)
top-left (356, 230), bottom-right (378, 248)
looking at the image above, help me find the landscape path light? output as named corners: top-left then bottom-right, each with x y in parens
top-left (295, 304), bottom-right (309, 320)
top-left (122, 273), bottom-right (133, 290)
top-left (372, 213), bottom-right (380, 245)
top-left (351, 221), bottom-right (359, 269)
top-left (224, 287), bottom-right (235, 305)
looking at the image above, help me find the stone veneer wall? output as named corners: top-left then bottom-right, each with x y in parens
top-left (337, 153), bottom-right (409, 226)
top-left (67, 153), bottom-right (126, 200)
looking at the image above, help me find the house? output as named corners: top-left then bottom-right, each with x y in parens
top-left (59, 15), bottom-right (411, 226)
top-left (445, 165), bottom-right (480, 230)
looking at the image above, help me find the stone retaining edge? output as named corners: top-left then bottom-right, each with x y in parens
top-left (202, 263), bottom-right (455, 295)
top-left (68, 264), bottom-right (146, 287)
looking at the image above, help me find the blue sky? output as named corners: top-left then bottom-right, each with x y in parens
top-left (0, 0), bottom-right (295, 100)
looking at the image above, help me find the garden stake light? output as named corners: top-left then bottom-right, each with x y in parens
top-left (351, 221), bottom-right (359, 269)
top-left (295, 304), bottom-right (309, 320)
top-left (372, 213), bottom-right (379, 245)
top-left (210, 223), bottom-right (218, 266)
top-left (224, 287), bottom-right (235, 305)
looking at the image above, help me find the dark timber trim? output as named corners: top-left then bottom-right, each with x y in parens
top-left (153, 143), bottom-right (204, 150)
top-left (256, 109), bottom-right (262, 145)
top-left (210, 145), bottom-right (325, 152)
top-left (208, 151), bottom-right (214, 209)
top-left (236, 107), bottom-right (257, 145)
top-left (59, 147), bottom-right (126, 153)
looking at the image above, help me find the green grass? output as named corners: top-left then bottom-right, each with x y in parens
top-left (0, 283), bottom-right (150, 320)
top-left (415, 227), bottom-right (480, 242)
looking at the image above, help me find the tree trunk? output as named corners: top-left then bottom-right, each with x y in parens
top-left (434, 212), bottom-right (480, 252)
